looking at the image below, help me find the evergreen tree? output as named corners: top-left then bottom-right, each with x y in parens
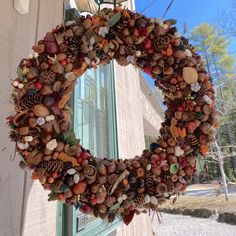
top-left (190, 23), bottom-right (236, 182)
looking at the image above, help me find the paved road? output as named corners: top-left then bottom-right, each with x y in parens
top-left (152, 214), bottom-right (236, 236)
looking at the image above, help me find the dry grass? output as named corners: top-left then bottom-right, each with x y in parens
top-left (160, 196), bottom-right (236, 214)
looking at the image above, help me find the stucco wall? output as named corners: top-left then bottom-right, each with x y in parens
top-left (0, 1), bottom-right (64, 235)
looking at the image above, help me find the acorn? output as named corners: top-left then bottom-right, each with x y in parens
top-left (131, 160), bottom-right (140, 169)
top-left (108, 174), bottom-right (118, 185)
top-left (19, 126), bottom-right (29, 136)
top-left (107, 163), bottom-right (116, 174)
top-left (167, 155), bottom-right (178, 164)
top-left (97, 163), bottom-right (107, 175)
top-left (96, 191), bottom-right (107, 204)
top-left (98, 204), bottom-right (107, 214)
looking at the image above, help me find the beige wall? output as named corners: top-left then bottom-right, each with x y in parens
top-left (0, 1), bottom-right (64, 235)
top-left (0, 0), bottom-right (162, 235)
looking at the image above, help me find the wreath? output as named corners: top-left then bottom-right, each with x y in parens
top-left (7, 7), bottom-right (217, 224)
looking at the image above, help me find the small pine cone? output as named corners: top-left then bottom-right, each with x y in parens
top-left (134, 194), bottom-right (144, 206)
top-left (38, 160), bottom-right (64, 173)
top-left (126, 45), bottom-right (136, 56)
top-left (166, 181), bottom-right (175, 193)
top-left (9, 131), bottom-right (20, 141)
top-left (20, 93), bottom-right (41, 110)
top-left (154, 36), bottom-right (170, 52)
top-left (63, 161), bottom-right (73, 171)
top-left (180, 36), bottom-right (189, 47)
top-left (186, 134), bottom-right (200, 147)
top-left (145, 173), bottom-right (156, 196)
top-left (38, 53), bottom-right (48, 64)
top-left (39, 70), bottom-right (56, 85)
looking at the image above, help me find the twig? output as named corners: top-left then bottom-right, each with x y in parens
top-left (162, 0), bottom-right (174, 19)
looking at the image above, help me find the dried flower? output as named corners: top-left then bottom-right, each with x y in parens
top-left (185, 49), bottom-right (192, 57)
top-left (155, 18), bottom-right (163, 26)
top-left (98, 27), bottom-right (109, 37)
top-left (127, 55), bottom-right (135, 64)
top-left (191, 82), bottom-right (201, 92)
top-left (175, 146), bottom-right (184, 157)
top-left (46, 139), bottom-right (57, 151)
top-left (18, 83), bottom-right (24, 89)
top-left (203, 95), bottom-right (212, 104)
top-left (17, 142), bottom-right (29, 150)
top-left (45, 115), bottom-right (55, 122)
top-left (24, 136), bottom-right (33, 142)
top-left (174, 32), bottom-right (181, 38)
top-left (37, 117), bottom-right (45, 126)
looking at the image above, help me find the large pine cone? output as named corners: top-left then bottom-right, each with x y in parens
top-left (38, 160), bottom-right (64, 173)
top-left (20, 93), bottom-right (41, 110)
top-left (145, 173), bottom-right (156, 196)
top-left (134, 194), bottom-right (144, 206)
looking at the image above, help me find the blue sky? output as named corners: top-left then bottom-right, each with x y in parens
top-left (134, 0), bottom-right (235, 86)
top-left (135, 0), bottom-right (232, 34)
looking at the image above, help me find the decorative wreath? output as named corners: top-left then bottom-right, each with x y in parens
top-left (8, 7), bottom-right (217, 224)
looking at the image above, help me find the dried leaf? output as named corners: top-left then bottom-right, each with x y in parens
top-left (170, 163), bottom-right (179, 174)
top-left (108, 13), bottom-right (121, 27)
top-left (164, 19), bottom-right (177, 25)
top-left (109, 169), bottom-right (129, 195)
top-left (183, 22), bottom-right (187, 34)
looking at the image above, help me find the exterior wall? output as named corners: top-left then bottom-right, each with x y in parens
top-left (0, 1), bottom-right (64, 235)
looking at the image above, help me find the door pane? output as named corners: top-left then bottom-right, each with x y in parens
top-left (73, 63), bottom-right (118, 234)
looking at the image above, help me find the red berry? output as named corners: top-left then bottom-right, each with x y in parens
top-left (81, 152), bottom-right (90, 160)
top-left (91, 198), bottom-right (97, 205)
top-left (66, 58), bottom-right (70, 63)
top-left (144, 38), bottom-right (152, 50)
top-left (34, 81), bottom-right (43, 90)
top-left (77, 157), bottom-right (82, 164)
top-left (60, 59), bottom-right (67, 66)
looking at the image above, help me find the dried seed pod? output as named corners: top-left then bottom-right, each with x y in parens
top-left (84, 165), bottom-right (97, 178)
top-left (107, 163), bottom-right (116, 174)
top-left (108, 173), bottom-right (118, 184)
top-left (156, 183), bottom-right (167, 194)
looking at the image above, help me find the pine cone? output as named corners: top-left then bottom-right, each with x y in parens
top-left (126, 45), bottom-right (136, 56)
top-left (20, 93), bottom-right (41, 110)
top-left (38, 53), bottom-right (48, 64)
top-left (134, 194), bottom-right (144, 206)
top-left (9, 131), bottom-right (20, 141)
top-left (39, 70), bottom-right (56, 85)
top-left (154, 36), bottom-right (170, 52)
top-left (145, 173), bottom-right (156, 196)
top-left (38, 160), bottom-right (64, 173)
top-left (186, 134), bottom-right (200, 147)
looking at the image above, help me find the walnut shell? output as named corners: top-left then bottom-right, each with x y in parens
top-left (33, 105), bottom-right (50, 118)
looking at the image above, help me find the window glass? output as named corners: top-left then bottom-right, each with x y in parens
top-left (73, 63), bottom-right (117, 233)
